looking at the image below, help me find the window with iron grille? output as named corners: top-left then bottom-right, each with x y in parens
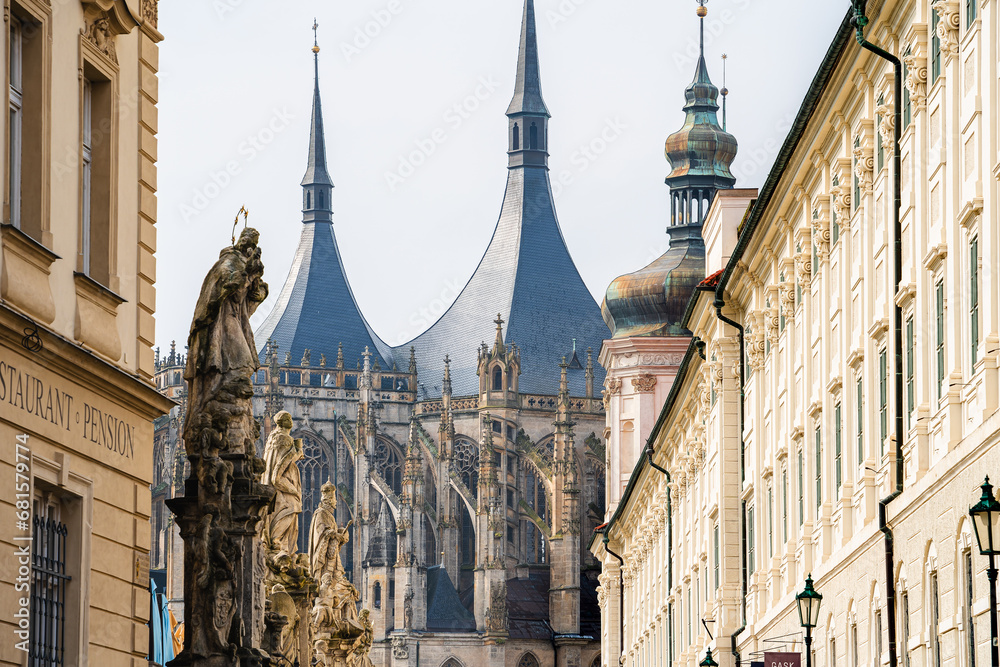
top-left (30, 502), bottom-right (71, 667)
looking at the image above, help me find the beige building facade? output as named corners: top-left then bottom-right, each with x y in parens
top-left (595, 1), bottom-right (1000, 666)
top-left (0, 0), bottom-right (170, 665)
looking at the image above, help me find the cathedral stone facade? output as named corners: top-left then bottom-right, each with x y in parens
top-left (156, 2), bottom-right (606, 666)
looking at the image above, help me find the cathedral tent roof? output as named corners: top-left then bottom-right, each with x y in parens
top-left (425, 566), bottom-right (477, 632)
top-left (393, 0), bottom-right (608, 398)
top-left (253, 35), bottom-right (392, 369)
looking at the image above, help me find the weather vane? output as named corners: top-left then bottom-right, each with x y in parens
top-left (232, 205), bottom-right (249, 244)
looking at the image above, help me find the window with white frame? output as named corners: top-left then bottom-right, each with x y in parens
top-left (970, 237), bottom-right (980, 367)
top-left (935, 279), bottom-right (946, 401)
top-left (9, 15), bottom-right (23, 228)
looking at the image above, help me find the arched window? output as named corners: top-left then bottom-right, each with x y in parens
top-left (518, 653), bottom-right (540, 667)
top-left (306, 191), bottom-right (311, 209)
top-left (443, 660), bottom-right (463, 667)
top-left (492, 366), bottom-right (503, 392)
top-left (529, 122), bottom-right (538, 149)
top-left (373, 582), bottom-right (382, 609)
top-left (512, 123), bottom-right (520, 150)
top-left (460, 502), bottom-right (475, 567)
top-left (318, 189), bottom-right (325, 209)
top-left (454, 438), bottom-right (479, 496)
top-left (298, 436), bottom-right (331, 554)
top-left (374, 438), bottom-right (403, 496)
top-left (524, 469), bottom-right (547, 563)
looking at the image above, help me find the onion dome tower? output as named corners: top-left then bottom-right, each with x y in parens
top-left (602, 0), bottom-right (738, 338)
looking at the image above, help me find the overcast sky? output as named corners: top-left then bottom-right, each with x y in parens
top-left (154, 0), bottom-right (848, 356)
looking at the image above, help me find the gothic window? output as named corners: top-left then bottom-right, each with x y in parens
top-left (443, 660), bottom-right (463, 667)
top-left (373, 582), bottom-right (382, 609)
top-left (524, 469), bottom-right (548, 563)
top-left (298, 436), bottom-right (331, 554)
top-left (518, 653), bottom-right (540, 667)
top-left (374, 438), bottom-right (403, 496)
top-left (513, 123), bottom-right (520, 150)
top-left (423, 516), bottom-right (437, 565)
top-left (529, 122), bottom-right (538, 149)
top-left (306, 191), bottom-right (311, 209)
top-left (454, 438), bottom-right (479, 497)
top-left (460, 503), bottom-right (475, 567)
top-left (492, 366), bottom-right (503, 391)
top-left (424, 465), bottom-right (437, 510)
top-left (318, 189), bottom-right (326, 209)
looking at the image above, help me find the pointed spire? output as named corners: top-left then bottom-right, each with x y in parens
top-left (506, 0), bottom-right (549, 117)
top-left (493, 314), bottom-right (506, 356)
top-left (302, 20), bottom-right (333, 198)
top-left (408, 346), bottom-right (418, 376)
top-left (442, 354), bottom-right (452, 397)
top-left (558, 356), bottom-right (569, 409)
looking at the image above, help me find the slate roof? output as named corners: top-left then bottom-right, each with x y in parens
top-left (394, 167), bottom-right (608, 399)
top-left (253, 220), bottom-right (392, 369)
top-left (506, 568), bottom-right (600, 640)
top-left (426, 566), bottom-right (477, 632)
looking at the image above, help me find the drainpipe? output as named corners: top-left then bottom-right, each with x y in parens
top-left (603, 535), bottom-right (626, 667)
top-left (645, 448), bottom-right (674, 664)
top-left (713, 302), bottom-right (747, 666)
top-left (851, 5), bottom-right (904, 667)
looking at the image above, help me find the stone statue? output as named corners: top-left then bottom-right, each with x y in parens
top-left (403, 585), bottom-right (413, 630)
top-left (308, 483), bottom-right (352, 582)
top-left (183, 227), bottom-right (268, 457)
top-left (346, 610), bottom-right (375, 667)
top-left (167, 226), bottom-right (275, 667)
top-left (269, 584), bottom-right (299, 665)
top-left (261, 411), bottom-right (303, 552)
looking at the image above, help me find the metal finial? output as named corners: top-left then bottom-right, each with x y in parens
top-left (721, 54), bottom-right (729, 131)
top-left (696, 0), bottom-right (708, 18)
top-left (312, 19), bottom-right (320, 54)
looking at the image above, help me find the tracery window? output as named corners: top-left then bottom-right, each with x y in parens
top-left (524, 469), bottom-right (548, 563)
top-left (454, 438), bottom-right (479, 497)
top-left (518, 653), bottom-right (540, 667)
top-left (298, 436), bottom-right (331, 554)
top-left (374, 438), bottom-right (402, 496)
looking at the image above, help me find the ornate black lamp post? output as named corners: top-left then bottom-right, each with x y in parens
top-left (796, 575), bottom-right (823, 667)
top-left (970, 476), bottom-right (1000, 667)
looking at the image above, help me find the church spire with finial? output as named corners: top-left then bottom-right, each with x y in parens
top-left (506, 0), bottom-right (550, 169)
top-left (301, 19), bottom-right (334, 223)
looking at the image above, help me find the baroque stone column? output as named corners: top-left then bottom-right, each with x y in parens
top-left (167, 227), bottom-right (275, 667)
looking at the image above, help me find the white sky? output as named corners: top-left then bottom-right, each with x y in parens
top-left (154, 0), bottom-right (849, 355)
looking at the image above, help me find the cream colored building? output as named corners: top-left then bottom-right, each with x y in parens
top-left (594, 1), bottom-right (1000, 666)
top-left (0, 1), bottom-right (170, 665)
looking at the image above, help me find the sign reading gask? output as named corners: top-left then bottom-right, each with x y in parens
top-left (764, 653), bottom-right (801, 667)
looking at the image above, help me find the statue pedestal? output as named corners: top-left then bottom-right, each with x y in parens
top-left (315, 639), bottom-right (352, 667)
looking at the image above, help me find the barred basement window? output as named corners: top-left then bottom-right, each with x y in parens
top-left (30, 503), bottom-right (71, 666)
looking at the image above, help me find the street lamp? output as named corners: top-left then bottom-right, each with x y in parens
top-left (970, 476), bottom-right (1000, 667)
top-left (699, 648), bottom-right (719, 667)
top-left (796, 574), bottom-right (823, 667)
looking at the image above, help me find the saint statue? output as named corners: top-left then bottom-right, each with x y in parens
top-left (183, 227), bottom-right (268, 457)
top-left (346, 609), bottom-right (375, 667)
top-left (308, 483), bottom-right (352, 582)
top-left (261, 411), bottom-right (303, 552)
